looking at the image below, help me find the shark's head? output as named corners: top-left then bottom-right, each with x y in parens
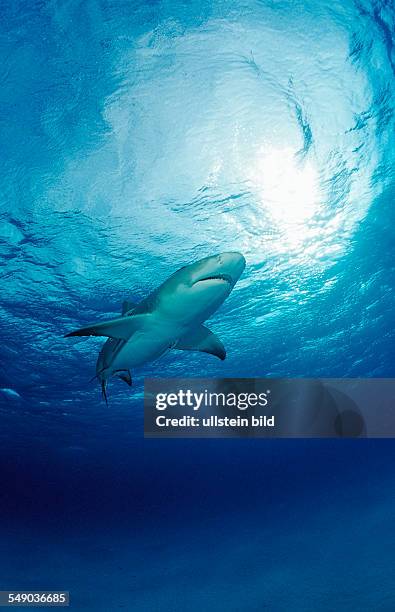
top-left (187, 252), bottom-right (246, 289)
top-left (157, 252), bottom-right (246, 324)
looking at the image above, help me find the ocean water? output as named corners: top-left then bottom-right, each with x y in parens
top-left (0, 0), bottom-right (394, 610)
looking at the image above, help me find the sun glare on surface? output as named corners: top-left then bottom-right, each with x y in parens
top-left (249, 147), bottom-right (321, 230)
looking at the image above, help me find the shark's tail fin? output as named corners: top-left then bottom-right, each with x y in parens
top-left (93, 367), bottom-right (110, 406)
top-left (89, 365), bottom-right (107, 384)
top-left (101, 379), bottom-right (108, 407)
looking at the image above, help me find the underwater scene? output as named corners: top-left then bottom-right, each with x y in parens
top-left (0, 0), bottom-right (394, 609)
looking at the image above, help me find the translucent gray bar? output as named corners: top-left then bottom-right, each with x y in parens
top-left (0, 592), bottom-right (69, 607)
top-left (144, 378), bottom-right (395, 438)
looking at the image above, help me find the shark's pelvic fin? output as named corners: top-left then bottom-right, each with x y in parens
top-left (122, 300), bottom-right (136, 316)
top-left (65, 314), bottom-right (147, 341)
top-left (114, 370), bottom-right (132, 386)
top-left (176, 325), bottom-right (226, 361)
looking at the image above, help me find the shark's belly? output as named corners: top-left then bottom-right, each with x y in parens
top-left (111, 329), bottom-right (173, 370)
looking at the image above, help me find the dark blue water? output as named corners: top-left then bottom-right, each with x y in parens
top-left (1, 0), bottom-right (394, 609)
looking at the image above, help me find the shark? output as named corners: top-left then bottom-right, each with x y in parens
top-left (65, 252), bottom-right (246, 403)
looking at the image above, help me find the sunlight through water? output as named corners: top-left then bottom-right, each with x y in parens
top-left (0, 2), bottom-right (394, 608)
top-left (248, 146), bottom-right (320, 243)
top-left (0, 0), bottom-right (394, 404)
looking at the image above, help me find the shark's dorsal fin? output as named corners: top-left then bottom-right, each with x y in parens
top-left (114, 370), bottom-right (132, 386)
top-left (65, 314), bottom-right (147, 341)
top-left (176, 325), bottom-right (226, 361)
top-left (122, 300), bottom-right (136, 316)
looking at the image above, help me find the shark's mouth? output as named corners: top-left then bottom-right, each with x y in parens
top-left (193, 273), bottom-right (233, 286)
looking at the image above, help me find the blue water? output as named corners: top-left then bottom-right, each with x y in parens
top-left (1, 0), bottom-right (394, 609)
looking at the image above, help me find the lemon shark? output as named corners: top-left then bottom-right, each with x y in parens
top-left (65, 252), bottom-right (246, 403)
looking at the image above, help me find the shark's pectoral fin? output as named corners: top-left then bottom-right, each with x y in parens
top-left (114, 370), bottom-right (132, 386)
top-left (65, 314), bottom-right (148, 341)
top-left (122, 300), bottom-right (136, 316)
top-left (176, 325), bottom-right (226, 361)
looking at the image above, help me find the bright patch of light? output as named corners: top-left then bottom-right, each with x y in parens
top-left (249, 147), bottom-right (321, 228)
